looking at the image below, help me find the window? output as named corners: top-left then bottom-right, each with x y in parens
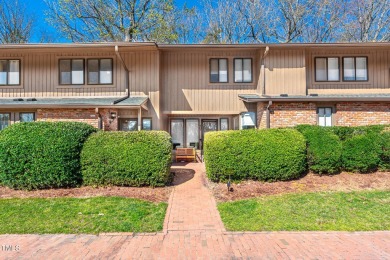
top-left (220, 118), bottom-right (229, 131)
top-left (234, 58), bottom-right (252, 83)
top-left (318, 107), bottom-right (332, 127)
top-left (120, 118), bottom-right (138, 131)
top-left (142, 118), bottom-right (152, 130)
top-left (59, 59), bottom-right (84, 85)
top-left (210, 58), bottom-right (228, 83)
top-left (343, 57), bottom-right (368, 81)
top-left (19, 112), bottom-right (35, 122)
top-left (87, 59), bottom-right (113, 84)
top-left (0, 60), bottom-right (20, 85)
top-left (171, 119), bottom-right (184, 148)
top-left (315, 57), bottom-right (339, 82)
top-left (186, 119), bottom-right (199, 148)
top-left (0, 113), bottom-right (10, 130)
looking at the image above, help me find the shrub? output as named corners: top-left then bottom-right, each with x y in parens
top-left (342, 133), bottom-right (383, 173)
top-left (379, 131), bottom-right (390, 171)
top-left (330, 125), bottom-right (387, 141)
top-left (203, 129), bottom-right (306, 182)
top-left (0, 122), bottom-right (96, 190)
top-left (296, 126), bottom-right (342, 174)
top-left (81, 131), bottom-right (172, 187)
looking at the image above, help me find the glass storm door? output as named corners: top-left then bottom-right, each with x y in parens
top-left (201, 120), bottom-right (218, 140)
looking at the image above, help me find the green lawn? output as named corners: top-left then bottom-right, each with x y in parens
top-left (0, 197), bottom-right (167, 234)
top-left (218, 191), bottom-right (390, 231)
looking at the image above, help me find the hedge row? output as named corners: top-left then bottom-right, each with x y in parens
top-left (204, 129), bottom-right (307, 182)
top-left (0, 122), bottom-right (97, 190)
top-left (81, 131), bottom-right (172, 187)
top-left (296, 125), bottom-right (342, 174)
top-left (0, 122), bottom-right (172, 190)
top-left (296, 125), bottom-right (390, 174)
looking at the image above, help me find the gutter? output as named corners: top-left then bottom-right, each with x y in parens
top-left (239, 96), bottom-right (390, 103)
top-left (113, 45), bottom-right (130, 105)
top-left (266, 101), bottom-right (272, 129)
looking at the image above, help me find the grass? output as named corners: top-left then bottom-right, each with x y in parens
top-left (218, 190), bottom-right (390, 231)
top-left (0, 197), bottom-right (167, 234)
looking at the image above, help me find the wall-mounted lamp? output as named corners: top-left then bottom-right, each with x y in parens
top-left (110, 112), bottom-right (117, 120)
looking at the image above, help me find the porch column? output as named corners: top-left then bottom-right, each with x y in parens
top-left (138, 108), bottom-right (142, 131)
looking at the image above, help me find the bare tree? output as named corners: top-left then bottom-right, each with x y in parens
top-left (0, 0), bottom-right (34, 43)
top-left (173, 5), bottom-right (204, 44)
top-left (342, 0), bottom-right (390, 42)
top-left (45, 0), bottom-right (178, 43)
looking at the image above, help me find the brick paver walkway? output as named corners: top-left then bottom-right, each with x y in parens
top-left (1, 162), bottom-right (389, 259)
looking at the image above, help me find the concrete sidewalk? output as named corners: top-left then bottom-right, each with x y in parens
top-left (0, 162), bottom-right (389, 259)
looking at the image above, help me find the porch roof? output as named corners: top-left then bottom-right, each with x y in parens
top-left (239, 94), bottom-right (390, 102)
top-left (0, 96), bottom-right (149, 109)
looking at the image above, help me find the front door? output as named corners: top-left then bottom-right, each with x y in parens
top-left (201, 119), bottom-right (218, 146)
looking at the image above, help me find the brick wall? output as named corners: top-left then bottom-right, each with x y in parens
top-left (36, 108), bottom-right (119, 131)
top-left (257, 101), bottom-right (390, 128)
top-left (336, 102), bottom-right (390, 126)
top-left (257, 102), bottom-right (317, 128)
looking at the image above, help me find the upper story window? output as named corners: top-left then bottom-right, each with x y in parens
top-left (59, 58), bottom-right (113, 85)
top-left (87, 59), bottom-right (113, 84)
top-left (343, 57), bottom-right (368, 81)
top-left (234, 58), bottom-right (252, 83)
top-left (59, 59), bottom-right (84, 85)
top-left (0, 60), bottom-right (20, 85)
top-left (315, 57), bottom-right (339, 82)
top-left (210, 58), bottom-right (228, 83)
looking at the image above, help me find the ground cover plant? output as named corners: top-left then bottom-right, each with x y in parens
top-left (0, 197), bottom-right (167, 234)
top-left (204, 129), bottom-right (306, 182)
top-left (0, 122), bottom-right (96, 190)
top-left (218, 190), bottom-right (390, 231)
top-left (81, 131), bottom-right (172, 187)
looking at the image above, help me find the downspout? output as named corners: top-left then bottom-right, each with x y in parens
top-left (261, 46), bottom-right (270, 95)
top-left (113, 45), bottom-right (130, 105)
top-left (266, 100), bottom-right (272, 129)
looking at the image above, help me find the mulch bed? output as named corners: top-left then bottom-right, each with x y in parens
top-left (208, 171), bottom-right (390, 202)
top-left (0, 186), bottom-right (173, 203)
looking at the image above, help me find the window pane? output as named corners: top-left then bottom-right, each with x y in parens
top-left (220, 118), bottom-right (228, 131)
top-left (0, 113), bottom-right (10, 130)
top-left (327, 58), bottom-right (339, 81)
top-left (8, 60), bottom-right (20, 85)
top-left (171, 119), bottom-right (184, 147)
top-left (142, 118), bottom-right (152, 130)
top-left (343, 57), bottom-right (355, 81)
top-left (243, 59), bottom-right (252, 82)
top-left (318, 108), bottom-right (325, 126)
top-left (121, 119), bottom-right (137, 131)
top-left (210, 59), bottom-right (219, 83)
top-left (186, 119), bottom-right (199, 148)
top-left (356, 57), bottom-right (367, 81)
top-left (315, 58), bottom-right (327, 81)
top-left (20, 112), bottom-right (34, 122)
top-left (100, 59), bottom-right (112, 84)
top-left (219, 59), bottom-right (228, 82)
top-left (88, 59), bottom-right (99, 84)
top-left (325, 108), bottom-right (332, 126)
top-left (234, 59), bottom-right (243, 82)
top-left (72, 59), bottom-right (84, 84)
top-left (59, 60), bottom-right (71, 84)
top-left (0, 60), bottom-right (7, 84)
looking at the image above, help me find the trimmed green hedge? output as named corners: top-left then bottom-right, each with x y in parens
top-left (330, 125), bottom-right (387, 141)
top-left (203, 129), bottom-right (307, 182)
top-left (81, 131), bottom-right (172, 187)
top-left (380, 131), bottom-right (390, 171)
top-left (296, 125), bottom-right (342, 174)
top-left (341, 133), bottom-right (383, 173)
top-left (0, 122), bottom-right (96, 190)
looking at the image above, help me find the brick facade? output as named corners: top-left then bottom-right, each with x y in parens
top-left (257, 101), bottom-right (390, 128)
top-left (36, 108), bottom-right (119, 131)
